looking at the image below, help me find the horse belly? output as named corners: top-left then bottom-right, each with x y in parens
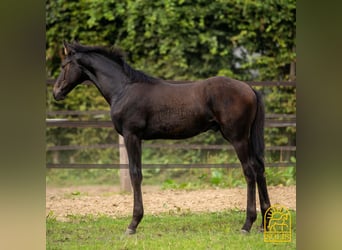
top-left (143, 108), bottom-right (213, 140)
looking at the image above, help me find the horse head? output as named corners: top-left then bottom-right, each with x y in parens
top-left (53, 42), bottom-right (89, 100)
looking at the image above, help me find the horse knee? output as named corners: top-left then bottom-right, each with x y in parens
top-left (129, 167), bottom-right (143, 182)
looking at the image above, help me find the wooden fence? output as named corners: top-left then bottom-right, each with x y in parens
top-left (46, 115), bottom-right (296, 169)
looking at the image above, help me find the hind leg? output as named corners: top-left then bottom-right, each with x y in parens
top-left (255, 162), bottom-right (271, 231)
top-left (232, 139), bottom-right (257, 232)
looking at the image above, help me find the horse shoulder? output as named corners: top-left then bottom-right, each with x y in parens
top-left (111, 84), bottom-right (155, 134)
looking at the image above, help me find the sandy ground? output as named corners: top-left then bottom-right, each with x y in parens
top-left (46, 185), bottom-right (296, 221)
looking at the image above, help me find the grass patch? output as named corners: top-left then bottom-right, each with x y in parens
top-left (46, 169), bottom-right (120, 187)
top-left (46, 167), bottom-right (295, 189)
top-left (47, 210), bottom-right (296, 249)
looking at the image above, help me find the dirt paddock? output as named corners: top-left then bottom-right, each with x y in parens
top-left (46, 185), bottom-right (296, 221)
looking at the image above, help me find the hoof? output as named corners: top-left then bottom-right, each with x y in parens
top-left (125, 228), bottom-right (136, 235)
top-left (240, 229), bottom-right (250, 234)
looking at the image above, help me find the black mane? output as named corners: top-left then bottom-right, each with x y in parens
top-left (71, 43), bottom-right (158, 84)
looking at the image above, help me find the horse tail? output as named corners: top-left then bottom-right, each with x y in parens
top-left (249, 89), bottom-right (265, 168)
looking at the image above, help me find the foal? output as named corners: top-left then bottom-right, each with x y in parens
top-left (53, 42), bottom-right (271, 234)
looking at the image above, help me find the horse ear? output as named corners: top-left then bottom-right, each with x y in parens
top-left (63, 41), bottom-right (70, 55)
top-left (63, 41), bottom-right (75, 55)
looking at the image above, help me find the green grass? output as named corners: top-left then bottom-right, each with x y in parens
top-left (47, 210), bottom-right (296, 250)
top-left (46, 167), bottom-right (295, 189)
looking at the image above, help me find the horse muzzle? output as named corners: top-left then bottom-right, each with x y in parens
top-left (53, 89), bottom-right (65, 101)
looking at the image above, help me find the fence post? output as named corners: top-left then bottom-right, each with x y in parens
top-left (119, 135), bottom-right (132, 192)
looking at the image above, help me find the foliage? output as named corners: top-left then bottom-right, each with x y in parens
top-left (46, 0), bottom-right (296, 185)
top-left (46, 0), bottom-right (296, 80)
top-left (47, 211), bottom-right (296, 249)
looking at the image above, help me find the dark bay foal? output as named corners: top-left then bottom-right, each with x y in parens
top-left (53, 42), bottom-right (271, 234)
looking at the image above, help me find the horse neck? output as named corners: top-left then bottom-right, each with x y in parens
top-left (80, 54), bottom-right (129, 105)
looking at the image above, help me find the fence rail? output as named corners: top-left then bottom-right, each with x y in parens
top-left (46, 162), bottom-right (293, 169)
top-left (47, 143), bottom-right (296, 151)
top-left (46, 79), bottom-right (296, 87)
top-left (46, 119), bottom-right (295, 128)
top-left (46, 112), bottom-right (296, 129)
